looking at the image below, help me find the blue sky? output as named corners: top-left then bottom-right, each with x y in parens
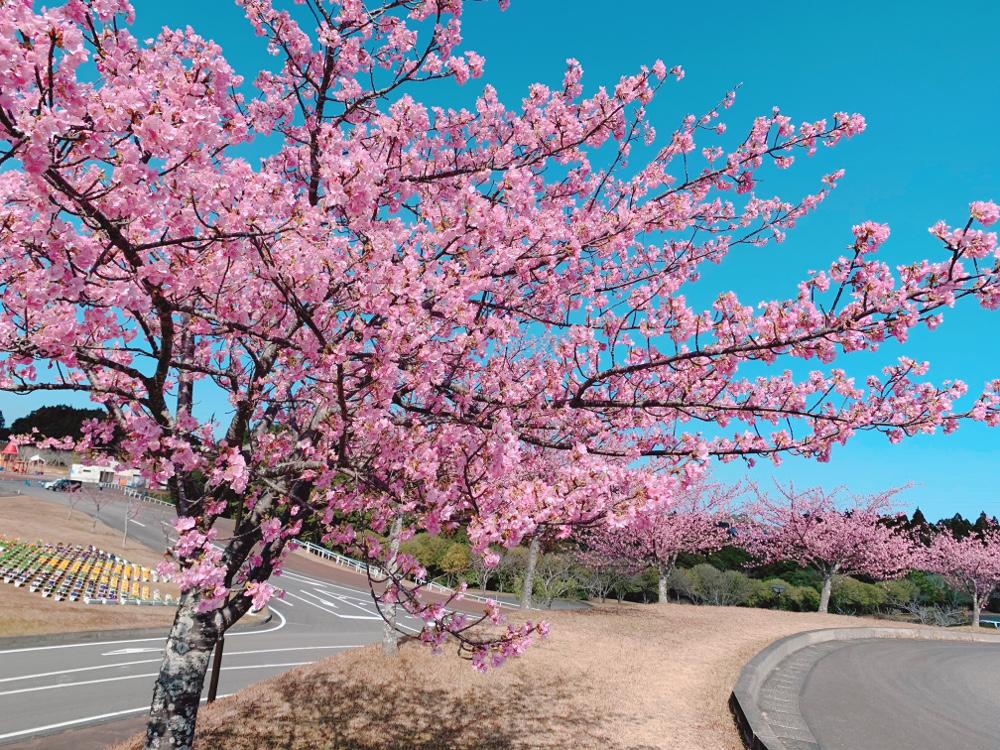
top-left (5, 1), bottom-right (999, 521)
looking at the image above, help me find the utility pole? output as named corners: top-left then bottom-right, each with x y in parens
top-left (207, 634), bottom-right (224, 702)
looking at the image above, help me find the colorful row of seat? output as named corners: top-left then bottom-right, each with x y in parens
top-left (0, 537), bottom-right (170, 604)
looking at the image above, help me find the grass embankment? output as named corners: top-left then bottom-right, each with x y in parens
top-left (113, 601), bottom-right (918, 750)
top-left (0, 494), bottom-right (177, 636)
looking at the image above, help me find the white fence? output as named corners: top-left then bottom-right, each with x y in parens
top-left (98, 482), bottom-right (174, 508)
top-left (294, 540), bottom-right (516, 608)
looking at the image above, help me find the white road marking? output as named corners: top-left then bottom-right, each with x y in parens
top-left (319, 591), bottom-right (384, 618)
top-left (1, 646), bottom-right (362, 685)
top-left (282, 571), bottom-right (338, 587)
top-left (283, 590), bottom-right (340, 616)
top-left (0, 659), bottom-right (162, 684)
top-left (102, 647), bottom-right (162, 656)
top-left (130, 520), bottom-right (147, 527)
top-left (222, 606), bottom-right (288, 639)
top-left (0, 635), bottom-right (167, 655)
top-left (294, 589), bottom-right (380, 620)
top-left (0, 607), bottom-right (287, 654)
top-left (0, 694), bottom-right (232, 741)
top-left (226, 644), bottom-right (364, 656)
top-left (0, 662), bottom-right (312, 697)
top-left (312, 586), bottom-right (373, 605)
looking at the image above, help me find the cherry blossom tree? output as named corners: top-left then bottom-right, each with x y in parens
top-left (492, 451), bottom-right (652, 609)
top-left (1, 0), bottom-right (1000, 747)
top-left (743, 484), bottom-right (919, 613)
top-left (924, 527), bottom-right (1000, 628)
top-left (583, 479), bottom-right (738, 603)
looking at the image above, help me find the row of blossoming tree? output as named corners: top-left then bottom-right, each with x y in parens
top-left (579, 479), bottom-right (1000, 627)
top-left (2, 0), bottom-right (1000, 746)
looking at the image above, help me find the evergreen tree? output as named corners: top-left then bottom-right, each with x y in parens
top-left (9, 405), bottom-right (108, 442)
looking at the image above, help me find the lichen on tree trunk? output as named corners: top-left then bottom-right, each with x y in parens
top-left (382, 514), bottom-right (404, 656)
top-left (144, 594), bottom-right (217, 750)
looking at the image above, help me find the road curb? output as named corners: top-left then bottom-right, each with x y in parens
top-left (0, 609), bottom-right (272, 651)
top-left (730, 625), bottom-right (1000, 750)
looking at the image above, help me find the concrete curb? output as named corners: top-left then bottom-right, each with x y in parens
top-left (0, 609), bottom-right (272, 650)
top-left (729, 625), bottom-right (1000, 750)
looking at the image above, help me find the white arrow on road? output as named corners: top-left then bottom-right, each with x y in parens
top-left (101, 647), bottom-right (162, 656)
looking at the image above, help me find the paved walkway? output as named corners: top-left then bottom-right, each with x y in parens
top-left (758, 638), bottom-right (1000, 750)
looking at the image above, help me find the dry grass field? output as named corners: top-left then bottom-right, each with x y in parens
top-left (0, 493), bottom-right (176, 636)
top-left (112, 601), bottom-right (923, 750)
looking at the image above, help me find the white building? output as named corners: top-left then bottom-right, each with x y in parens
top-left (69, 463), bottom-right (146, 488)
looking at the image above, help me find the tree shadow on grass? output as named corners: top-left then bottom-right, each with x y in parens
top-left (194, 650), bottom-right (658, 750)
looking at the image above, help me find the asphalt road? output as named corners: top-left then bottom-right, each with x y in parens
top-left (800, 639), bottom-right (1000, 750)
top-left (0, 482), bottom-right (423, 746)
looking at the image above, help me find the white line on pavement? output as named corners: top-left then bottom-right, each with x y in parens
top-left (283, 590), bottom-right (340, 616)
top-left (102, 647), bottom-right (162, 656)
top-left (227, 644), bottom-right (364, 656)
top-left (317, 591), bottom-right (383, 618)
top-left (0, 694), bottom-right (232, 742)
top-left (0, 661), bottom-right (312, 697)
top-left (0, 635), bottom-right (166, 655)
top-left (0, 658), bottom-right (161, 684)
top-left (294, 589), bottom-right (380, 620)
top-left (228, 606), bottom-right (287, 638)
top-left (282, 571), bottom-right (337, 587)
top-left (0, 645), bottom-right (363, 684)
top-left (0, 607), bottom-right (287, 654)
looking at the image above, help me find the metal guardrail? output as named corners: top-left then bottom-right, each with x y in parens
top-left (294, 540), bottom-right (516, 608)
top-left (294, 540), bottom-right (383, 576)
top-left (98, 482), bottom-right (174, 508)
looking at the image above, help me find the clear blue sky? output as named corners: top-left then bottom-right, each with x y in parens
top-left (5, 1), bottom-right (999, 521)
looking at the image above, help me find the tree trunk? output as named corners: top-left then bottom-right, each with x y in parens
top-left (520, 535), bottom-right (541, 609)
top-left (382, 515), bottom-right (403, 656)
top-left (657, 564), bottom-right (669, 604)
top-left (972, 591), bottom-right (981, 629)
top-left (144, 595), bottom-right (217, 749)
top-left (818, 572), bottom-right (834, 614)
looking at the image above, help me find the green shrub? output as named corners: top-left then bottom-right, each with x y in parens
top-left (831, 575), bottom-right (888, 614)
top-left (685, 564), bottom-right (755, 606)
top-left (880, 578), bottom-right (921, 608)
top-left (438, 543), bottom-right (472, 585)
top-left (747, 578), bottom-right (820, 611)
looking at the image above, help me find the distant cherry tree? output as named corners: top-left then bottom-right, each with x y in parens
top-left (583, 480), bottom-right (738, 603)
top-left (1, 1), bottom-right (999, 747)
top-left (925, 527), bottom-right (1000, 628)
top-left (743, 484), bottom-right (919, 613)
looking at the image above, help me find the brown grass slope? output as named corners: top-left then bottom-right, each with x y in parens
top-left (113, 601), bottom-right (921, 750)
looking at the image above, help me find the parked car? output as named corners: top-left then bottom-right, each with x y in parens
top-left (48, 479), bottom-right (82, 492)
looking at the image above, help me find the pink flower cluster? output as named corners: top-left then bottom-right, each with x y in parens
top-left (0, 0), bottom-right (997, 670)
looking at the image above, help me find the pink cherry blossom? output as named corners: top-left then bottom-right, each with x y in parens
top-left (0, 2), bottom-right (997, 747)
top-left (244, 580), bottom-right (277, 611)
top-left (923, 526), bottom-right (1000, 628)
top-left (971, 200), bottom-right (1000, 227)
top-left (581, 478), bottom-right (739, 603)
top-left (742, 483), bottom-right (920, 613)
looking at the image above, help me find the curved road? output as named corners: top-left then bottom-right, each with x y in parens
top-left (0, 482), bottom-right (430, 746)
top-left (800, 639), bottom-right (1000, 750)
